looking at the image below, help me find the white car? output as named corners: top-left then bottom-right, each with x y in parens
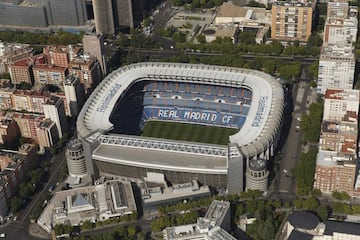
top-left (0, 233), bottom-right (6, 238)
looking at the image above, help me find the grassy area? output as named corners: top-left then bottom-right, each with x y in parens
top-left (141, 121), bottom-right (238, 145)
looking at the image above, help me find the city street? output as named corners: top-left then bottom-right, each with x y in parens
top-left (268, 80), bottom-right (314, 200)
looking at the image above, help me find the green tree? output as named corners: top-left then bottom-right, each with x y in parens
top-left (316, 205), bottom-right (329, 221)
top-left (308, 61), bottom-right (319, 80)
top-left (81, 220), bottom-right (94, 230)
top-left (197, 34), bottom-right (206, 44)
top-left (10, 196), bottom-right (22, 213)
top-left (127, 226), bottom-right (137, 238)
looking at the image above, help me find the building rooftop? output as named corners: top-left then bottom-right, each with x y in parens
top-left (142, 180), bottom-right (210, 205)
top-left (324, 88), bottom-right (360, 101)
top-left (33, 64), bottom-right (67, 72)
top-left (316, 149), bottom-right (356, 167)
top-left (93, 142), bottom-right (228, 174)
top-left (320, 44), bottom-right (355, 60)
top-left (288, 211), bottom-right (320, 230)
top-left (249, 158), bottom-right (266, 171)
top-left (324, 220), bottom-right (360, 236)
top-left (217, 2), bottom-right (247, 18)
top-left (67, 139), bottom-right (82, 151)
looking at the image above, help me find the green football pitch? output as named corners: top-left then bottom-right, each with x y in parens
top-left (141, 121), bottom-right (238, 145)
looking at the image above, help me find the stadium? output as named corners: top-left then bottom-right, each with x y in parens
top-left (77, 62), bottom-right (284, 193)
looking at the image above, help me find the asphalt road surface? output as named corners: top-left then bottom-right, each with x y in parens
top-left (268, 80), bottom-right (312, 200)
top-left (0, 222), bottom-right (43, 240)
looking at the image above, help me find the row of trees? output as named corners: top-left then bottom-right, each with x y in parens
top-left (165, 53), bottom-right (302, 84)
top-left (294, 147), bottom-right (318, 196)
top-left (10, 160), bottom-right (49, 213)
top-left (55, 225), bottom-right (142, 240)
top-left (300, 102), bottom-right (323, 143)
top-left (150, 211), bottom-right (199, 232)
top-left (0, 30), bottom-right (83, 45)
top-left (173, 0), bottom-right (223, 9)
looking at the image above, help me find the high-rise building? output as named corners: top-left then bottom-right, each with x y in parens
top-left (43, 96), bottom-right (68, 138)
top-left (271, 1), bottom-right (313, 42)
top-left (64, 75), bottom-right (85, 117)
top-left (92, 0), bottom-right (159, 34)
top-left (92, 0), bottom-right (115, 34)
top-left (316, 44), bottom-right (355, 94)
top-left (0, 0), bottom-right (88, 30)
top-left (82, 33), bottom-right (106, 75)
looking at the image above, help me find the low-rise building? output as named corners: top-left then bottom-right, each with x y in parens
top-left (37, 180), bottom-right (137, 233)
top-left (282, 211), bottom-right (360, 240)
top-left (163, 200), bottom-right (235, 240)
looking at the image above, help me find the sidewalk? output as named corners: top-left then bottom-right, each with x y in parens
top-left (28, 222), bottom-right (51, 239)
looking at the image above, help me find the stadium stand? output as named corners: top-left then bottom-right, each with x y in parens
top-left (77, 62), bottom-right (284, 194)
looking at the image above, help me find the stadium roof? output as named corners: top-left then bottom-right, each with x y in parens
top-left (92, 141), bottom-right (228, 174)
top-left (77, 62), bottom-right (283, 160)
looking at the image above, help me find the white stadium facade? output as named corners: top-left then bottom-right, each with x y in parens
top-left (77, 62), bottom-right (284, 194)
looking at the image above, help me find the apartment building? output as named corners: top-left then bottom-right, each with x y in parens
top-left (314, 89), bottom-right (359, 195)
top-left (0, 41), bottom-right (33, 73)
top-left (33, 64), bottom-right (68, 87)
top-left (8, 58), bottom-right (34, 85)
top-left (323, 2), bottom-right (358, 45)
top-left (0, 144), bottom-right (37, 220)
top-left (0, 119), bottom-right (19, 146)
top-left (12, 113), bottom-right (45, 139)
top-left (314, 150), bottom-right (356, 194)
top-left (68, 55), bottom-right (102, 92)
top-left (322, 89), bottom-right (359, 122)
top-left (36, 119), bottom-right (59, 151)
top-left (271, 1), bottom-right (313, 41)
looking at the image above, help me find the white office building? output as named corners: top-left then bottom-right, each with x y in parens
top-left (316, 44), bottom-right (356, 94)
